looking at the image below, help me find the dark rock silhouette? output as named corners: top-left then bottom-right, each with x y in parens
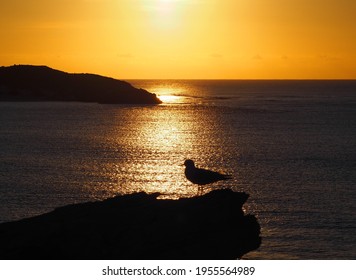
top-left (0, 189), bottom-right (260, 259)
top-left (0, 65), bottom-right (161, 104)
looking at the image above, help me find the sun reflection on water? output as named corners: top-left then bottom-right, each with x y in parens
top-left (143, 83), bottom-right (187, 104)
top-left (104, 104), bottom-right (236, 199)
top-left (107, 106), bottom-right (195, 197)
top-left (158, 94), bottom-right (181, 103)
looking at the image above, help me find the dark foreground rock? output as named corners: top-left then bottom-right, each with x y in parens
top-left (0, 65), bottom-right (161, 104)
top-left (0, 189), bottom-right (261, 259)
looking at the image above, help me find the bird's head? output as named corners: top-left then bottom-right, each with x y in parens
top-left (184, 159), bottom-right (195, 168)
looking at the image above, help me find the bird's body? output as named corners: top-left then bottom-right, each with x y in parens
top-left (184, 159), bottom-right (232, 186)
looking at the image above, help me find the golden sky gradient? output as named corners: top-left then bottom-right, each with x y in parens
top-left (1, 0), bottom-right (356, 79)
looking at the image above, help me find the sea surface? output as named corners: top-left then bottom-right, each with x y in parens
top-left (1, 80), bottom-right (355, 259)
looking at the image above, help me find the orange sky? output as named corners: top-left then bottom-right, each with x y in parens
top-left (1, 0), bottom-right (356, 79)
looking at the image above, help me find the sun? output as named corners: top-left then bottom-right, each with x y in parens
top-left (143, 0), bottom-right (185, 31)
top-left (155, 0), bottom-right (179, 13)
top-left (143, 0), bottom-right (186, 13)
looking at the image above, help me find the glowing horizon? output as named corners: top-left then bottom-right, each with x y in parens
top-left (1, 0), bottom-right (356, 79)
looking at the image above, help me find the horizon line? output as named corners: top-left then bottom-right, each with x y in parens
top-left (2, 64), bottom-right (356, 81)
top-left (125, 78), bottom-right (356, 81)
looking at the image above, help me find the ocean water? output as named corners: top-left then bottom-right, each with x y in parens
top-left (0, 80), bottom-right (355, 259)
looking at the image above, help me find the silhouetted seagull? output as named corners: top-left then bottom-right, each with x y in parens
top-left (184, 159), bottom-right (232, 187)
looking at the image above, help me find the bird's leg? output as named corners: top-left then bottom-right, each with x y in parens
top-left (197, 186), bottom-right (203, 196)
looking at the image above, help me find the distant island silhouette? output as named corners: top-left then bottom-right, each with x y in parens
top-left (0, 65), bottom-right (161, 104)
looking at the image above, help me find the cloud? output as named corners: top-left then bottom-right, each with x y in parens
top-left (252, 54), bottom-right (262, 60)
top-left (317, 54), bottom-right (340, 61)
